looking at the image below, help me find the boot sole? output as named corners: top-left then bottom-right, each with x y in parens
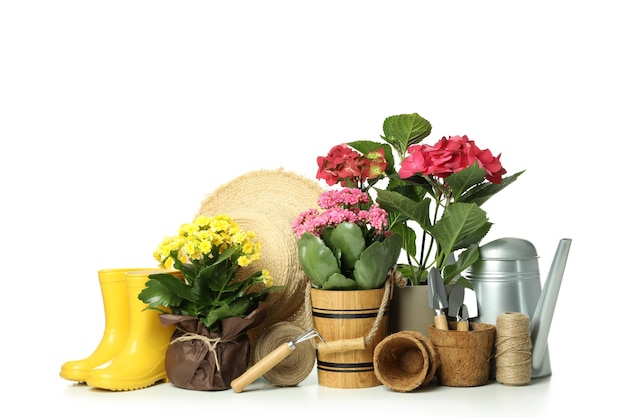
top-left (86, 374), bottom-right (168, 391)
top-left (59, 369), bottom-right (89, 383)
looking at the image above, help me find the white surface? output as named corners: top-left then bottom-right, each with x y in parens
top-left (1, 1), bottom-right (622, 414)
top-left (56, 371), bottom-right (587, 417)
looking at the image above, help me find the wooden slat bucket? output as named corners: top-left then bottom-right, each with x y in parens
top-left (311, 287), bottom-right (388, 388)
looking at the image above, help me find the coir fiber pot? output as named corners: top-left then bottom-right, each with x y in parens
top-left (311, 287), bottom-right (388, 389)
top-left (373, 330), bottom-right (439, 392)
top-left (428, 322), bottom-right (496, 387)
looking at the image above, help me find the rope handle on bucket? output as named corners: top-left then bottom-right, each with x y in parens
top-left (303, 274), bottom-right (393, 353)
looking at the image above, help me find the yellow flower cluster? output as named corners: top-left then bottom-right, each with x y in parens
top-left (260, 268), bottom-right (273, 287)
top-left (153, 214), bottom-right (263, 272)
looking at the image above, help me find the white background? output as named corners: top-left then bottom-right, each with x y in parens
top-left (1, 1), bottom-right (622, 415)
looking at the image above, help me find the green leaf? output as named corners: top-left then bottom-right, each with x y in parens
top-left (321, 273), bottom-right (359, 290)
top-left (375, 188), bottom-right (432, 231)
top-left (381, 113), bottom-right (432, 156)
top-left (353, 233), bottom-right (402, 289)
top-left (442, 244), bottom-right (480, 284)
top-left (137, 278), bottom-right (183, 312)
top-left (458, 170), bottom-right (525, 207)
top-left (297, 232), bottom-right (341, 288)
top-left (453, 222), bottom-right (492, 251)
top-left (390, 221), bottom-right (417, 260)
top-left (142, 273), bottom-right (198, 306)
top-left (386, 177), bottom-right (431, 202)
top-left (348, 141), bottom-right (396, 171)
top-left (329, 222), bottom-right (366, 271)
top-left (202, 298), bottom-right (252, 330)
top-left (431, 202), bottom-right (488, 268)
top-left (446, 162), bottom-right (488, 201)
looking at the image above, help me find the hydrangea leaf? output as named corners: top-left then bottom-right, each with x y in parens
top-left (375, 188), bottom-right (432, 231)
top-left (458, 170), bottom-right (525, 207)
top-left (446, 162), bottom-right (489, 201)
top-left (431, 202), bottom-right (488, 268)
top-left (381, 113), bottom-right (432, 156)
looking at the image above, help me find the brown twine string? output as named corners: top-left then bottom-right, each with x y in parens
top-left (495, 312), bottom-right (532, 386)
top-left (366, 277), bottom-right (392, 345)
top-left (302, 281), bottom-right (313, 331)
top-left (171, 333), bottom-right (223, 372)
top-left (253, 321), bottom-right (316, 387)
top-left (303, 275), bottom-right (393, 347)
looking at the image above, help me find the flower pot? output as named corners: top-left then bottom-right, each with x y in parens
top-left (389, 284), bottom-right (452, 337)
top-left (373, 330), bottom-right (439, 392)
top-left (159, 302), bottom-right (268, 391)
top-left (311, 287), bottom-right (388, 389)
top-left (389, 285), bottom-right (434, 337)
top-left (428, 322), bottom-right (496, 387)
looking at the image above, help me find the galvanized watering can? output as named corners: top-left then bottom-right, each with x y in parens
top-left (464, 237), bottom-right (572, 378)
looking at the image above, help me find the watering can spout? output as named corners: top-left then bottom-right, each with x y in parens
top-left (530, 238), bottom-right (572, 372)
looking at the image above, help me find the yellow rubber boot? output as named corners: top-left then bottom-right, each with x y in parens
top-left (60, 268), bottom-right (145, 382)
top-left (86, 269), bottom-right (176, 391)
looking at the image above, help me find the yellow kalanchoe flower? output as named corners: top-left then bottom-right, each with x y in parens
top-left (140, 213), bottom-right (284, 333)
top-left (260, 269), bottom-right (273, 287)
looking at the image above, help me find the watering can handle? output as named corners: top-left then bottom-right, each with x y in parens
top-left (530, 238), bottom-right (572, 371)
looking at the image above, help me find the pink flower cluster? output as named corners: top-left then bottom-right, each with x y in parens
top-left (292, 188), bottom-right (389, 238)
top-left (316, 144), bottom-right (387, 187)
top-left (398, 135), bottom-right (507, 184)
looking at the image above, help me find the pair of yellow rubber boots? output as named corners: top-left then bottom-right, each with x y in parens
top-left (60, 268), bottom-right (175, 391)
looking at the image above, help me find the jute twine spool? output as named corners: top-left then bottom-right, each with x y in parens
top-left (373, 331), bottom-right (439, 392)
top-left (253, 321), bottom-right (316, 387)
top-left (495, 312), bottom-right (532, 386)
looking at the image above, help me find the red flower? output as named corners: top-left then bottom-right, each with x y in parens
top-left (316, 144), bottom-right (388, 187)
top-left (398, 135), bottom-right (506, 184)
top-left (361, 148), bottom-right (387, 179)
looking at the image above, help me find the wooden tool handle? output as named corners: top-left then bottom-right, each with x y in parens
top-left (316, 337), bottom-right (366, 353)
top-left (456, 321), bottom-right (469, 331)
top-left (231, 343), bottom-right (293, 393)
top-left (434, 314), bottom-right (449, 330)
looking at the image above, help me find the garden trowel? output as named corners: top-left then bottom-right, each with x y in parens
top-left (231, 328), bottom-right (324, 393)
top-left (428, 267), bottom-right (449, 330)
top-left (231, 328), bottom-right (366, 393)
top-left (448, 285), bottom-right (478, 331)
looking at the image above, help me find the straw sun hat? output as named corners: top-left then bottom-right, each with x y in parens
top-left (196, 168), bottom-right (324, 345)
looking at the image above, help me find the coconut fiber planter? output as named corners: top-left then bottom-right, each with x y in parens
top-left (373, 330), bottom-right (439, 392)
top-left (428, 322), bottom-right (496, 387)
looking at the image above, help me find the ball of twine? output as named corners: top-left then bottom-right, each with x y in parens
top-left (253, 321), bottom-right (316, 387)
top-left (495, 312), bottom-right (532, 386)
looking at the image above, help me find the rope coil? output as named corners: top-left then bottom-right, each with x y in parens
top-left (253, 322), bottom-right (316, 387)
